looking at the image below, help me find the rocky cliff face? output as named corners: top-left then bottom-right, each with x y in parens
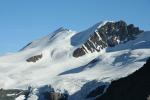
top-left (0, 89), bottom-right (28, 100)
top-left (73, 21), bottom-right (143, 57)
top-left (94, 58), bottom-right (150, 100)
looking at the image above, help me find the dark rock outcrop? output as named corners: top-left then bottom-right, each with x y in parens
top-left (43, 92), bottom-right (68, 100)
top-left (0, 85), bottom-right (68, 100)
top-left (26, 54), bottom-right (42, 62)
top-left (95, 58), bottom-right (150, 100)
top-left (0, 89), bottom-right (29, 100)
top-left (73, 21), bottom-right (143, 57)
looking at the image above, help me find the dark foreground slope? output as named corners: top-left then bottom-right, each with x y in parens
top-left (96, 58), bottom-right (150, 100)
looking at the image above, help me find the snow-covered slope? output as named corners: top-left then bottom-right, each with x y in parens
top-left (0, 21), bottom-right (150, 100)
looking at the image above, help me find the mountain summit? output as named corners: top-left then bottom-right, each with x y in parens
top-left (73, 20), bottom-right (143, 57)
top-left (0, 20), bottom-right (150, 100)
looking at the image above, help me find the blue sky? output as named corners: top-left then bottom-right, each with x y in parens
top-left (0, 0), bottom-right (150, 54)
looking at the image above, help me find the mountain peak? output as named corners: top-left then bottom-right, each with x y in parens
top-left (73, 20), bottom-right (144, 57)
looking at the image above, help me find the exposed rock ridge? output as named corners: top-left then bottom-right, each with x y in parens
top-left (73, 20), bottom-right (144, 57)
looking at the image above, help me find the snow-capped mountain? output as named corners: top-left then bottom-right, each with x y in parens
top-left (0, 20), bottom-right (150, 100)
